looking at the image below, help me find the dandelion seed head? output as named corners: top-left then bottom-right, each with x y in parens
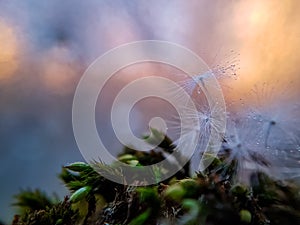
top-left (247, 82), bottom-right (300, 149)
top-left (221, 116), bottom-right (272, 183)
top-left (164, 54), bottom-right (299, 182)
top-left (170, 50), bottom-right (240, 98)
top-left (166, 91), bottom-right (226, 172)
top-left (227, 81), bottom-right (300, 181)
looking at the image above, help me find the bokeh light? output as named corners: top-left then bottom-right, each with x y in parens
top-left (0, 1), bottom-right (299, 223)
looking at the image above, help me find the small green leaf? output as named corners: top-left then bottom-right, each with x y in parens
top-left (128, 208), bottom-right (151, 225)
top-left (180, 199), bottom-right (200, 225)
top-left (55, 219), bottom-right (63, 225)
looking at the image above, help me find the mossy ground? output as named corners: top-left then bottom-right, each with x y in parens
top-left (11, 135), bottom-right (300, 225)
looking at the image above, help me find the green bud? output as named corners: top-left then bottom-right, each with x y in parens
top-left (240, 209), bottom-right (252, 223)
top-left (179, 178), bottom-right (197, 187)
top-left (64, 162), bottom-right (90, 172)
top-left (70, 186), bottom-right (92, 203)
top-left (118, 154), bottom-right (137, 162)
top-left (179, 179), bottom-right (199, 197)
top-left (128, 160), bottom-right (139, 166)
top-left (164, 184), bottom-right (185, 202)
top-left (231, 184), bottom-right (248, 196)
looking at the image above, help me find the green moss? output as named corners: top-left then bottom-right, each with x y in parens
top-left (11, 134), bottom-right (300, 225)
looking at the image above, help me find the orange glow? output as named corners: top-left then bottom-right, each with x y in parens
top-left (249, 3), bottom-right (269, 28)
top-left (232, 0), bottom-right (300, 93)
top-left (0, 20), bottom-right (19, 81)
top-left (41, 46), bottom-right (79, 95)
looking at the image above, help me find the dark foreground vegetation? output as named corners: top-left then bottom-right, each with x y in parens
top-left (11, 135), bottom-right (300, 225)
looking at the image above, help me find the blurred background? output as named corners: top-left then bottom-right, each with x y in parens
top-left (0, 0), bottom-right (299, 223)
